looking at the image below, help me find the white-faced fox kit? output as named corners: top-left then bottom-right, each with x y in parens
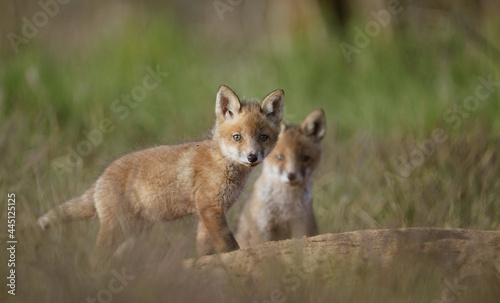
top-left (236, 109), bottom-right (326, 248)
top-left (38, 85), bottom-right (284, 256)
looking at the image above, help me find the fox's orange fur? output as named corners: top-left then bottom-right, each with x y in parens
top-left (38, 85), bottom-right (284, 257)
top-left (237, 109), bottom-right (326, 248)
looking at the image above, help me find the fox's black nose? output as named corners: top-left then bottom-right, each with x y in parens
top-left (247, 154), bottom-right (258, 163)
top-left (287, 173), bottom-right (297, 181)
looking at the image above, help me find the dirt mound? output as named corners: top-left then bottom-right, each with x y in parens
top-left (186, 228), bottom-right (500, 302)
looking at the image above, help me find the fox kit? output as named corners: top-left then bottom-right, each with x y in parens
top-left (236, 109), bottom-right (326, 248)
top-left (38, 85), bottom-right (284, 257)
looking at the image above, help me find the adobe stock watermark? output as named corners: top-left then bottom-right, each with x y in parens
top-left (385, 74), bottom-right (500, 183)
top-left (340, 0), bottom-right (409, 63)
top-left (51, 65), bottom-right (169, 179)
top-left (213, 0), bottom-right (244, 21)
top-left (7, 0), bottom-right (72, 54)
top-left (83, 268), bottom-right (135, 303)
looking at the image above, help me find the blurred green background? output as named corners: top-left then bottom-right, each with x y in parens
top-left (2, 0), bottom-right (500, 233)
top-left (1, 0), bottom-right (500, 302)
top-left (2, 0), bottom-right (500, 232)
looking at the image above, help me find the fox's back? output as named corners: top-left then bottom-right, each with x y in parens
top-left (95, 142), bottom-right (205, 220)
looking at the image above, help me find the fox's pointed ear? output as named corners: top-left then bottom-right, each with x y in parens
top-left (216, 85), bottom-right (241, 120)
top-left (261, 89), bottom-right (284, 125)
top-left (301, 109), bottom-right (326, 141)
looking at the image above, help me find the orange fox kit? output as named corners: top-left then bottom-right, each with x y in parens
top-left (237, 109), bottom-right (326, 247)
top-left (38, 85), bottom-right (284, 256)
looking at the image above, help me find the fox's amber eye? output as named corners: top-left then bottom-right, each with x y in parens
top-left (276, 154), bottom-right (284, 161)
top-left (302, 155), bottom-right (310, 162)
top-left (260, 134), bottom-right (269, 142)
top-left (233, 134), bottom-right (242, 142)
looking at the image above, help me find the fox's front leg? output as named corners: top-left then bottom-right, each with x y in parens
top-left (196, 220), bottom-right (214, 256)
top-left (196, 205), bottom-right (239, 255)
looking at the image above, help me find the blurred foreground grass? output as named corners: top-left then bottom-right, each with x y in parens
top-left (1, 3), bottom-right (500, 302)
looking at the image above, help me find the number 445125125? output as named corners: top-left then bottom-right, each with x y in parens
top-left (7, 193), bottom-right (15, 240)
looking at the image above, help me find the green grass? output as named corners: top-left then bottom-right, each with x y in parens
top-left (1, 3), bottom-right (500, 302)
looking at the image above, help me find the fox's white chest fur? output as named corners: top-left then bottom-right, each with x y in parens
top-left (256, 176), bottom-right (313, 227)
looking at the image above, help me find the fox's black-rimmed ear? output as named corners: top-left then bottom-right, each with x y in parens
top-left (300, 109), bottom-right (326, 141)
top-left (261, 89), bottom-right (284, 125)
top-left (216, 85), bottom-right (241, 120)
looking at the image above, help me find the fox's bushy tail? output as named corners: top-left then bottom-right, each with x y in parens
top-left (38, 186), bottom-right (97, 230)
